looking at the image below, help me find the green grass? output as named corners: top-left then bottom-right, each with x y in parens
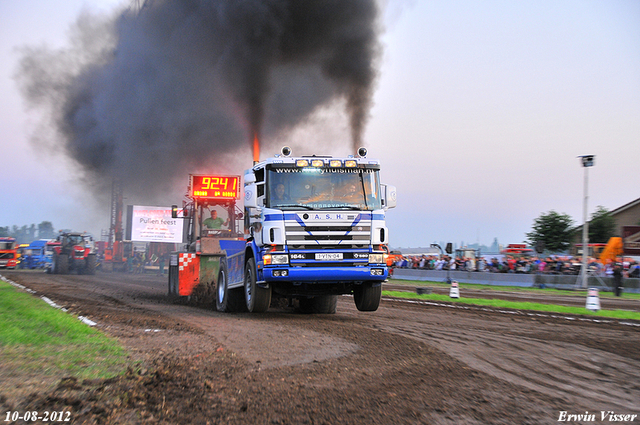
top-left (0, 279), bottom-right (129, 379)
top-left (382, 290), bottom-right (640, 321)
top-left (389, 278), bottom-right (640, 300)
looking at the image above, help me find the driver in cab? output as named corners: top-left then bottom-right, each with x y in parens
top-left (340, 182), bottom-right (360, 200)
top-left (273, 183), bottom-right (290, 201)
top-left (203, 209), bottom-right (229, 230)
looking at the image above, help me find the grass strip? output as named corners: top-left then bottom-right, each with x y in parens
top-left (0, 278), bottom-right (129, 379)
top-left (382, 290), bottom-right (640, 321)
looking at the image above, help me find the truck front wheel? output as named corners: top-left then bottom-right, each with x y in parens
top-left (354, 282), bottom-right (381, 311)
top-left (216, 261), bottom-right (245, 312)
top-left (244, 260), bottom-right (271, 313)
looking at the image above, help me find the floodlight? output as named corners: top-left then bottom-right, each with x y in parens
top-left (579, 155), bottom-right (595, 167)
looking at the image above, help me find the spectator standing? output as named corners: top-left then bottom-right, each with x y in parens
top-left (612, 257), bottom-right (624, 296)
top-left (629, 260), bottom-right (640, 278)
top-left (159, 252), bottom-right (166, 275)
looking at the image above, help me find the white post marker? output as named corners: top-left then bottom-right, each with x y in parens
top-left (585, 287), bottom-right (600, 312)
top-left (449, 280), bottom-right (460, 299)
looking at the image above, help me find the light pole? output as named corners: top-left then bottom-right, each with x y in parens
top-left (578, 155), bottom-right (595, 288)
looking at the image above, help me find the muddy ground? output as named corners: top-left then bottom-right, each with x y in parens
top-left (1, 270), bottom-right (639, 424)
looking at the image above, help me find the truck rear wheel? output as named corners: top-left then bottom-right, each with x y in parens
top-left (244, 260), bottom-right (271, 313)
top-left (299, 295), bottom-right (338, 314)
top-left (354, 282), bottom-right (381, 311)
top-left (216, 261), bottom-right (245, 312)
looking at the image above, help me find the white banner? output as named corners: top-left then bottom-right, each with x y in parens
top-left (130, 206), bottom-right (183, 243)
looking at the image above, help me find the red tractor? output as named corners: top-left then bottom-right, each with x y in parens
top-left (51, 232), bottom-right (97, 275)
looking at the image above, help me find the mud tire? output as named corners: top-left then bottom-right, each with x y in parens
top-left (299, 295), bottom-right (338, 314)
top-left (216, 261), bottom-right (246, 312)
top-left (53, 253), bottom-right (69, 275)
top-left (244, 260), bottom-right (271, 313)
top-left (85, 254), bottom-right (97, 275)
top-left (354, 282), bottom-right (381, 311)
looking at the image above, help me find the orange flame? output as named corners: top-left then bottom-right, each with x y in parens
top-left (253, 132), bottom-right (260, 163)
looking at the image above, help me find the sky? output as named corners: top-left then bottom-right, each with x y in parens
top-left (1, 0), bottom-right (639, 249)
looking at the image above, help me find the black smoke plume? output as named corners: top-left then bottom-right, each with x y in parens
top-left (16, 0), bottom-right (381, 201)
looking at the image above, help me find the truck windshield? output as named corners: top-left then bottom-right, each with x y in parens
top-left (267, 167), bottom-right (381, 210)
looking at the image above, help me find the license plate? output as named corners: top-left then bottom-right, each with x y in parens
top-left (315, 253), bottom-right (343, 261)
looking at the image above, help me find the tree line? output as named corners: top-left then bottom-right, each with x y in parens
top-left (0, 222), bottom-right (57, 244)
top-left (525, 206), bottom-right (618, 253)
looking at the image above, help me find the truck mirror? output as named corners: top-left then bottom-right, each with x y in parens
top-left (382, 184), bottom-right (397, 209)
top-left (445, 242), bottom-right (453, 254)
top-left (244, 171), bottom-right (256, 184)
top-left (244, 183), bottom-right (258, 208)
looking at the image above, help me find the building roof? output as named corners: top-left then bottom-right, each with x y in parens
top-left (572, 196), bottom-right (640, 235)
top-left (609, 197), bottom-right (640, 217)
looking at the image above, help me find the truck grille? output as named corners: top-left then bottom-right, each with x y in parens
top-left (284, 214), bottom-right (371, 247)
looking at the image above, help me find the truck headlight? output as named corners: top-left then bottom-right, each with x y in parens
top-left (264, 254), bottom-right (289, 265)
top-left (368, 254), bottom-right (384, 264)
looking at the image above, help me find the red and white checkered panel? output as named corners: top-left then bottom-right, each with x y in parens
top-left (178, 253), bottom-right (200, 296)
top-left (179, 253), bottom-right (196, 271)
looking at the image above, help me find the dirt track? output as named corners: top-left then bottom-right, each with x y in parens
top-left (1, 270), bottom-right (639, 424)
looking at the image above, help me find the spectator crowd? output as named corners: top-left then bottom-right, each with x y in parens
top-left (393, 255), bottom-right (640, 278)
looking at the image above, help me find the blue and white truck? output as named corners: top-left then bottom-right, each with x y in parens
top-left (20, 239), bottom-right (53, 269)
top-left (168, 146), bottom-right (396, 313)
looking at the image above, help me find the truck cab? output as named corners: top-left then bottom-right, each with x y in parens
top-left (21, 239), bottom-right (53, 269)
top-left (0, 237), bottom-right (17, 269)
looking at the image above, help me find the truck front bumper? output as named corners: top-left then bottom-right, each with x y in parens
top-left (262, 266), bottom-right (388, 283)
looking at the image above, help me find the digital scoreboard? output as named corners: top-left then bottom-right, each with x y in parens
top-left (189, 175), bottom-right (241, 200)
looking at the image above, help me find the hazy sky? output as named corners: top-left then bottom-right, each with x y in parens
top-left (1, 0), bottom-right (639, 249)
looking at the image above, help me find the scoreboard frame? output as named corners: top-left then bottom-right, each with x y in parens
top-left (189, 174), bottom-right (241, 200)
